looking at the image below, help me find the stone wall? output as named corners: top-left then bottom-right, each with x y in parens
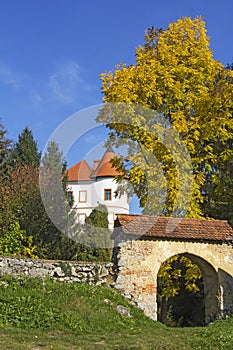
top-left (0, 256), bottom-right (114, 285)
top-left (1, 237), bottom-right (233, 324)
top-left (114, 238), bottom-right (233, 322)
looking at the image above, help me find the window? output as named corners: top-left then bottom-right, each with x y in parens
top-left (67, 191), bottom-right (74, 204)
top-left (79, 190), bottom-right (87, 203)
top-left (104, 189), bottom-right (112, 201)
top-left (78, 213), bottom-right (86, 224)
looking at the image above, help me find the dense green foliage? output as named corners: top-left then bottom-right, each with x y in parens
top-left (0, 153), bottom-right (80, 260)
top-left (0, 275), bottom-right (233, 349)
top-left (0, 222), bottom-right (36, 258)
top-left (0, 124), bottom-right (81, 260)
top-left (73, 204), bottom-right (113, 262)
top-left (39, 140), bottom-right (82, 259)
top-left (201, 63), bottom-right (233, 227)
top-left (0, 123), bottom-right (113, 261)
top-left (0, 121), bottom-right (12, 183)
top-left (85, 203), bottom-right (109, 228)
top-left (157, 255), bottom-right (204, 326)
top-left (11, 126), bottom-right (41, 167)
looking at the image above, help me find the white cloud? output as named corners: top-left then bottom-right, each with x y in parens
top-left (30, 92), bottom-right (43, 105)
top-left (0, 60), bottom-right (99, 111)
top-left (49, 61), bottom-right (95, 104)
top-left (0, 62), bottom-right (22, 88)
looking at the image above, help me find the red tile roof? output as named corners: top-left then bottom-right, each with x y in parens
top-left (67, 160), bottom-right (93, 181)
top-left (114, 214), bottom-right (233, 242)
top-left (90, 148), bottom-right (122, 178)
top-left (67, 148), bottom-right (122, 181)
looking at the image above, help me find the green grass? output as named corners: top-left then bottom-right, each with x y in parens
top-left (0, 275), bottom-right (233, 349)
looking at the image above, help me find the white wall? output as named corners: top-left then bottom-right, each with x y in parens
top-left (67, 177), bottom-right (129, 229)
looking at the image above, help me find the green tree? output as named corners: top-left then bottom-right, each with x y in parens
top-left (0, 126), bottom-right (38, 257)
top-left (11, 126), bottom-right (41, 167)
top-left (40, 140), bottom-right (81, 259)
top-left (0, 220), bottom-right (36, 258)
top-left (0, 121), bottom-right (15, 235)
top-left (76, 203), bottom-right (112, 262)
top-left (0, 164), bottom-right (52, 257)
top-left (201, 138), bottom-right (233, 227)
top-left (0, 126), bottom-right (80, 259)
top-left (157, 255), bottom-right (204, 326)
top-left (42, 140), bottom-right (65, 174)
top-left (97, 17), bottom-right (233, 219)
top-left (1, 140), bottom-right (80, 260)
top-left (85, 203), bottom-right (109, 228)
top-left (200, 62), bottom-right (233, 226)
top-left (0, 120), bottom-right (12, 183)
top-left (40, 141), bottom-right (72, 235)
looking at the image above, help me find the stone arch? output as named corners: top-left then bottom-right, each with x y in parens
top-left (183, 253), bottom-right (220, 324)
top-left (113, 214), bottom-right (233, 322)
top-left (157, 252), bottom-right (219, 325)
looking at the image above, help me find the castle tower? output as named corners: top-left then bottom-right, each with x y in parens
top-left (67, 148), bottom-right (129, 229)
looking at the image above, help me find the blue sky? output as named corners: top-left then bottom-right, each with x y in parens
top-left (1, 0), bottom-right (233, 169)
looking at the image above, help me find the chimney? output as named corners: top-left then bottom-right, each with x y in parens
top-left (93, 160), bottom-right (99, 170)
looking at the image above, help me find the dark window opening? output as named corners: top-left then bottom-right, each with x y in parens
top-left (104, 189), bottom-right (112, 201)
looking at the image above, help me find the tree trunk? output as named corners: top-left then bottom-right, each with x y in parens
top-left (160, 296), bottom-right (168, 324)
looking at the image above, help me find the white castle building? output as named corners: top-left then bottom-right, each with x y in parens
top-left (67, 147), bottom-right (129, 229)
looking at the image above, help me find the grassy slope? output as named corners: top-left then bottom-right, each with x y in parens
top-left (0, 275), bottom-right (233, 350)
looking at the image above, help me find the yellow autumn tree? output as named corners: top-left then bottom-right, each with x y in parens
top-left (97, 17), bottom-right (233, 218)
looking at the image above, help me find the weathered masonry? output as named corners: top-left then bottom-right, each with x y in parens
top-left (112, 214), bottom-right (233, 324)
top-left (0, 258), bottom-right (113, 284)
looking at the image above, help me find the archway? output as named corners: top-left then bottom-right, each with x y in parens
top-left (157, 253), bottom-right (219, 326)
